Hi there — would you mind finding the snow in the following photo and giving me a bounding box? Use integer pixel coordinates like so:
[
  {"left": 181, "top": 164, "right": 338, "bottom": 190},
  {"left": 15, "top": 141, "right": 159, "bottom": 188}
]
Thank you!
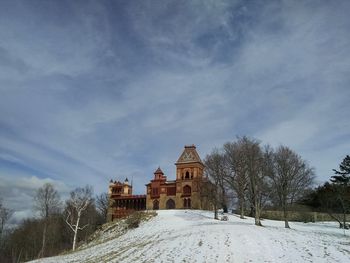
[{"left": 29, "top": 210, "right": 350, "bottom": 263}]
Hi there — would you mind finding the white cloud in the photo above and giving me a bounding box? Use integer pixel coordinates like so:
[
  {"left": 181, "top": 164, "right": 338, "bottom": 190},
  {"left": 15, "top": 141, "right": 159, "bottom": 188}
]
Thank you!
[
  {"left": 258, "top": 119, "right": 319, "bottom": 149},
  {"left": 0, "top": 0, "right": 349, "bottom": 219},
  {"left": 0, "top": 173, "right": 72, "bottom": 224}
]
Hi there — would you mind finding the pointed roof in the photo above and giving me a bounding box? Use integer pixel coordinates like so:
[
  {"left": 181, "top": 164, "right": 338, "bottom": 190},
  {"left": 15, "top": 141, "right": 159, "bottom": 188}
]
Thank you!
[
  {"left": 176, "top": 145, "right": 203, "bottom": 164},
  {"left": 154, "top": 167, "right": 164, "bottom": 174}
]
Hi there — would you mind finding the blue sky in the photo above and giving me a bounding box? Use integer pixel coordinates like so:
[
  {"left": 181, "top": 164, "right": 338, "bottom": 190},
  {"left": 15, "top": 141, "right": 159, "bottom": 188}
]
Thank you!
[{"left": 0, "top": 0, "right": 350, "bottom": 223}]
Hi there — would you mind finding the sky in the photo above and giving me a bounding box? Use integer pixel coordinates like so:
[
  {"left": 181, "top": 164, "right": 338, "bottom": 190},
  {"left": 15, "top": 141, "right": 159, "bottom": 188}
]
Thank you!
[{"left": 0, "top": 0, "right": 349, "bottom": 225}]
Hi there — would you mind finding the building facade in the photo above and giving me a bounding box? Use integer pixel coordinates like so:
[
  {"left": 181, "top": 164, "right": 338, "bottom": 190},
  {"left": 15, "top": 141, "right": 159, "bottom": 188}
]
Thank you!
[
  {"left": 108, "top": 145, "right": 208, "bottom": 221},
  {"left": 146, "top": 145, "right": 205, "bottom": 210},
  {"left": 107, "top": 178, "right": 146, "bottom": 221}
]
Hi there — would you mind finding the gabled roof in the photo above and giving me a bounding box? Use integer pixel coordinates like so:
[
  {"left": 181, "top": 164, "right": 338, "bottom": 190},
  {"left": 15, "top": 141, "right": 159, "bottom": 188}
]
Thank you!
[
  {"left": 176, "top": 145, "right": 203, "bottom": 164},
  {"left": 154, "top": 167, "right": 164, "bottom": 174}
]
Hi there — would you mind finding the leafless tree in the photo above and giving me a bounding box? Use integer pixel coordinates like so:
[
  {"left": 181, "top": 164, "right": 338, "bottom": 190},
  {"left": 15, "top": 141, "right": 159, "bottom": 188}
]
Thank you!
[
  {"left": 204, "top": 149, "right": 228, "bottom": 219},
  {"left": 259, "top": 145, "right": 275, "bottom": 213},
  {"left": 33, "top": 183, "right": 61, "bottom": 258},
  {"left": 65, "top": 185, "right": 93, "bottom": 251},
  {"left": 224, "top": 140, "right": 249, "bottom": 219},
  {"left": 241, "top": 137, "right": 268, "bottom": 226},
  {"left": 223, "top": 137, "right": 272, "bottom": 225},
  {"left": 96, "top": 193, "right": 109, "bottom": 222},
  {"left": 271, "top": 146, "right": 314, "bottom": 228},
  {"left": 0, "top": 198, "right": 12, "bottom": 240}
]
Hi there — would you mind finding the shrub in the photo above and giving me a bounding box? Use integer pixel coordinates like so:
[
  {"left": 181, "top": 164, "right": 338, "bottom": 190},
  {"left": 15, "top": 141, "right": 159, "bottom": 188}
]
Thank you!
[{"left": 125, "top": 212, "right": 143, "bottom": 229}]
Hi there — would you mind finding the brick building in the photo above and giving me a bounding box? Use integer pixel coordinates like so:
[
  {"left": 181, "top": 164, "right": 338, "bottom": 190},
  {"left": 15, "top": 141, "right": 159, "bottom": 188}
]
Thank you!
[
  {"left": 107, "top": 178, "right": 146, "bottom": 221},
  {"left": 146, "top": 145, "right": 206, "bottom": 210},
  {"left": 108, "top": 145, "right": 208, "bottom": 221}
]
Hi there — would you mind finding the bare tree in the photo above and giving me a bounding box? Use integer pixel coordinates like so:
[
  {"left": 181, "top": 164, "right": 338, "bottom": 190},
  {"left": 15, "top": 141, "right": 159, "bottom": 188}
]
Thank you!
[
  {"left": 271, "top": 146, "right": 314, "bottom": 228},
  {"left": 65, "top": 185, "right": 93, "bottom": 251},
  {"left": 223, "top": 137, "right": 272, "bottom": 225},
  {"left": 0, "top": 198, "right": 12, "bottom": 240},
  {"left": 224, "top": 140, "right": 249, "bottom": 219},
  {"left": 260, "top": 145, "right": 275, "bottom": 200},
  {"left": 242, "top": 137, "right": 267, "bottom": 226},
  {"left": 33, "top": 183, "right": 61, "bottom": 258},
  {"left": 204, "top": 149, "right": 228, "bottom": 219},
  {"left": 96, "top": 193, "right": 109, "bottom": 222},
  {"left": 199, "top": 178, "right": 217, "bottom": 216}
]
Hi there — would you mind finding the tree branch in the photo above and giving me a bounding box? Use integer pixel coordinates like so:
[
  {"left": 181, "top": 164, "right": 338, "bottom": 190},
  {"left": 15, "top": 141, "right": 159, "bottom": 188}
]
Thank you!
[{"left": 65, "top": 211, "right": 76, "bottom": 232}]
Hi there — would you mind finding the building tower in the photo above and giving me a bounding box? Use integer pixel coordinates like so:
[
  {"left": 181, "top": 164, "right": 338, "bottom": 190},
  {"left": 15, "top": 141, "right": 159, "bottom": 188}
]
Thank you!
[
  {"left": 146, "top": 145, "right": 205, "bottom": 210},
  {"left": 175, "top": 145, "right": 204, "bottom": 209}
]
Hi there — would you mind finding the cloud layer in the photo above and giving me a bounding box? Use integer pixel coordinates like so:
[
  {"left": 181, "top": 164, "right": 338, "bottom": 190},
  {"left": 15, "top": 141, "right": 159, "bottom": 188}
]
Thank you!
[{"left": 0, "top": 0, "right": 349, "bottom": 221}]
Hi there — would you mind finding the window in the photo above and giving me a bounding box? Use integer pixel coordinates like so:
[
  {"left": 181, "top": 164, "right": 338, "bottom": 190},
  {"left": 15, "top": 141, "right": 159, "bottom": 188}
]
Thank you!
[
  {"left": 112, "top": 188, "right": 121, "bottom": 194},
  {"left": 153, "top": 200, "right": 159, "bottom": 210},
  {"left": 183, "top": 185, "right": 191, "bottom": 195},
  {"left": 185, "top": 171, "right": 190, "bottom": 179},
  {"left": 152, "top": 188, "right": 159, "bottom": 196},
  {"left": 166, "top": 199, "right": 175, "bottom": 209},
  {"left": 167, "top": 187, "right": 176, "bottom": 196},
  {"left": 183, "top": 198, "right": 191, "bottom": 208}
]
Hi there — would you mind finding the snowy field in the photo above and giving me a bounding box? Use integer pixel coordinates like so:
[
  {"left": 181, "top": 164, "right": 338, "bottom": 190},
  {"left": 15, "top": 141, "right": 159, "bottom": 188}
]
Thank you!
[{"left": 30, "top": 210, "right": 350, "bottom": 263}]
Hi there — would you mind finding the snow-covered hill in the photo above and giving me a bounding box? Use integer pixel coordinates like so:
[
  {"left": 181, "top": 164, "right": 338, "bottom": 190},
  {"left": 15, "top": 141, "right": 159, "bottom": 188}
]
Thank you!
[{"left": 30, "top": 210, "right": 349, "bottom": 263}]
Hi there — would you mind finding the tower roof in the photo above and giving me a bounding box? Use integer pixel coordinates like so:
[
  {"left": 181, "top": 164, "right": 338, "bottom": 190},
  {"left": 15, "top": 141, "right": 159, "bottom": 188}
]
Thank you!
[
  {"left": 154, "top": 167, "right": 164, "bottom": 174},
  {"left": 176, "top": 145, "right": 203, "bottom": 164}
]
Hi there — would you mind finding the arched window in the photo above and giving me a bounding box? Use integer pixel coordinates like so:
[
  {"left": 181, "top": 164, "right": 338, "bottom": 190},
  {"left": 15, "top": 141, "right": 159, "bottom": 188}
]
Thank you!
[
  {"left": 153, "top": 200, "right": 159, "bottom": 210},
  {"left": 185, "top": 171, "right": 190, "bottom": 179},
  {"left": 183, "top": 185, "right": 191, "bottom": 195},
  {"left": 166, "top": 199, "right": 175, "bottom": 209},
  {"left": 183, "top": 198, "right": 191, "bottom": 208}
]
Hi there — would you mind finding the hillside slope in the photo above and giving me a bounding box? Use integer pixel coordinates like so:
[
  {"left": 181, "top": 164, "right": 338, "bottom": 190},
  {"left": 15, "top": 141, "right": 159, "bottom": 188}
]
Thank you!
[{"left": 30, "top": 210, "right": 349, "bottom": 263}]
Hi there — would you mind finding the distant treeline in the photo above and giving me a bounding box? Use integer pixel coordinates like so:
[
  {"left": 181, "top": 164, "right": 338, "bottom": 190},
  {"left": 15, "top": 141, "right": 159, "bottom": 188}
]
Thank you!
[
  {"left": 0, "top": 185, "right": 109, "bottom": 263},
  {"left": 200, "top": 137, "right": 350, "bottom": 229}
]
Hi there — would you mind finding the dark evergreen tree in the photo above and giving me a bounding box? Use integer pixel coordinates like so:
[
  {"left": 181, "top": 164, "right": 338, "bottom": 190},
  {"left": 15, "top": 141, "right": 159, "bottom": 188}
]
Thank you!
[
  {"left": 330, "top": 155, "right": 350, "bottom": 229},
  {"left": 302, "top": 182, "right": 348, "bottom": 227},
  {"left": 331, "top": 155, "right": 350, "bottom": 183}
]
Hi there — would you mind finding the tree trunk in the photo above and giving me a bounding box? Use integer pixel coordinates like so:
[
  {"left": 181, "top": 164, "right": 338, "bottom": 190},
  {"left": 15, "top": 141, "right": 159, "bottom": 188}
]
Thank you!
[
  {"left": 214, "top": 204, "right": 218, "bottom": 220},
  {"left": 327, "top": 212, "right": 342, "bottom": 228},
  {"left": 254, "top": 217, "right": 262, "bottom": 226},
  {"left": 240, "top": 204, "right": 245, "bottom": 219},
  {"left": 72, "top": 213, "right": 81, "bottom": 251},
  {"left": 222, "top": 188, "right": 228, "bottom": 213},
  {"left": 0, "top": 221, "right": 3, "bottom": 239},
  {"left": 239, "top": 196, "right": 245, "bottom": 219},
  {"left": 339, "top": 197, "right": 347, "bottom": 229},
  {"left": 283, "top": 205, "right": 290, "bottom": 228},
  {"left": 38, "top": 221, "right": 47, "bottom": 258},
  {"left": 254, "top": 199, "right": 262, "bottom": 226}
]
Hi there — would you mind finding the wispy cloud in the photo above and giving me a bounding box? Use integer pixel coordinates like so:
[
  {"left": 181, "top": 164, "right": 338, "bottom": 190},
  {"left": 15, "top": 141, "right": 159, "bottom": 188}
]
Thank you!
[
  {"left": 0, "top": 0, "right": 349, "bottom": 219},
  {"left": 0, "top": 173, "right": 71, "bottom": 224}
]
